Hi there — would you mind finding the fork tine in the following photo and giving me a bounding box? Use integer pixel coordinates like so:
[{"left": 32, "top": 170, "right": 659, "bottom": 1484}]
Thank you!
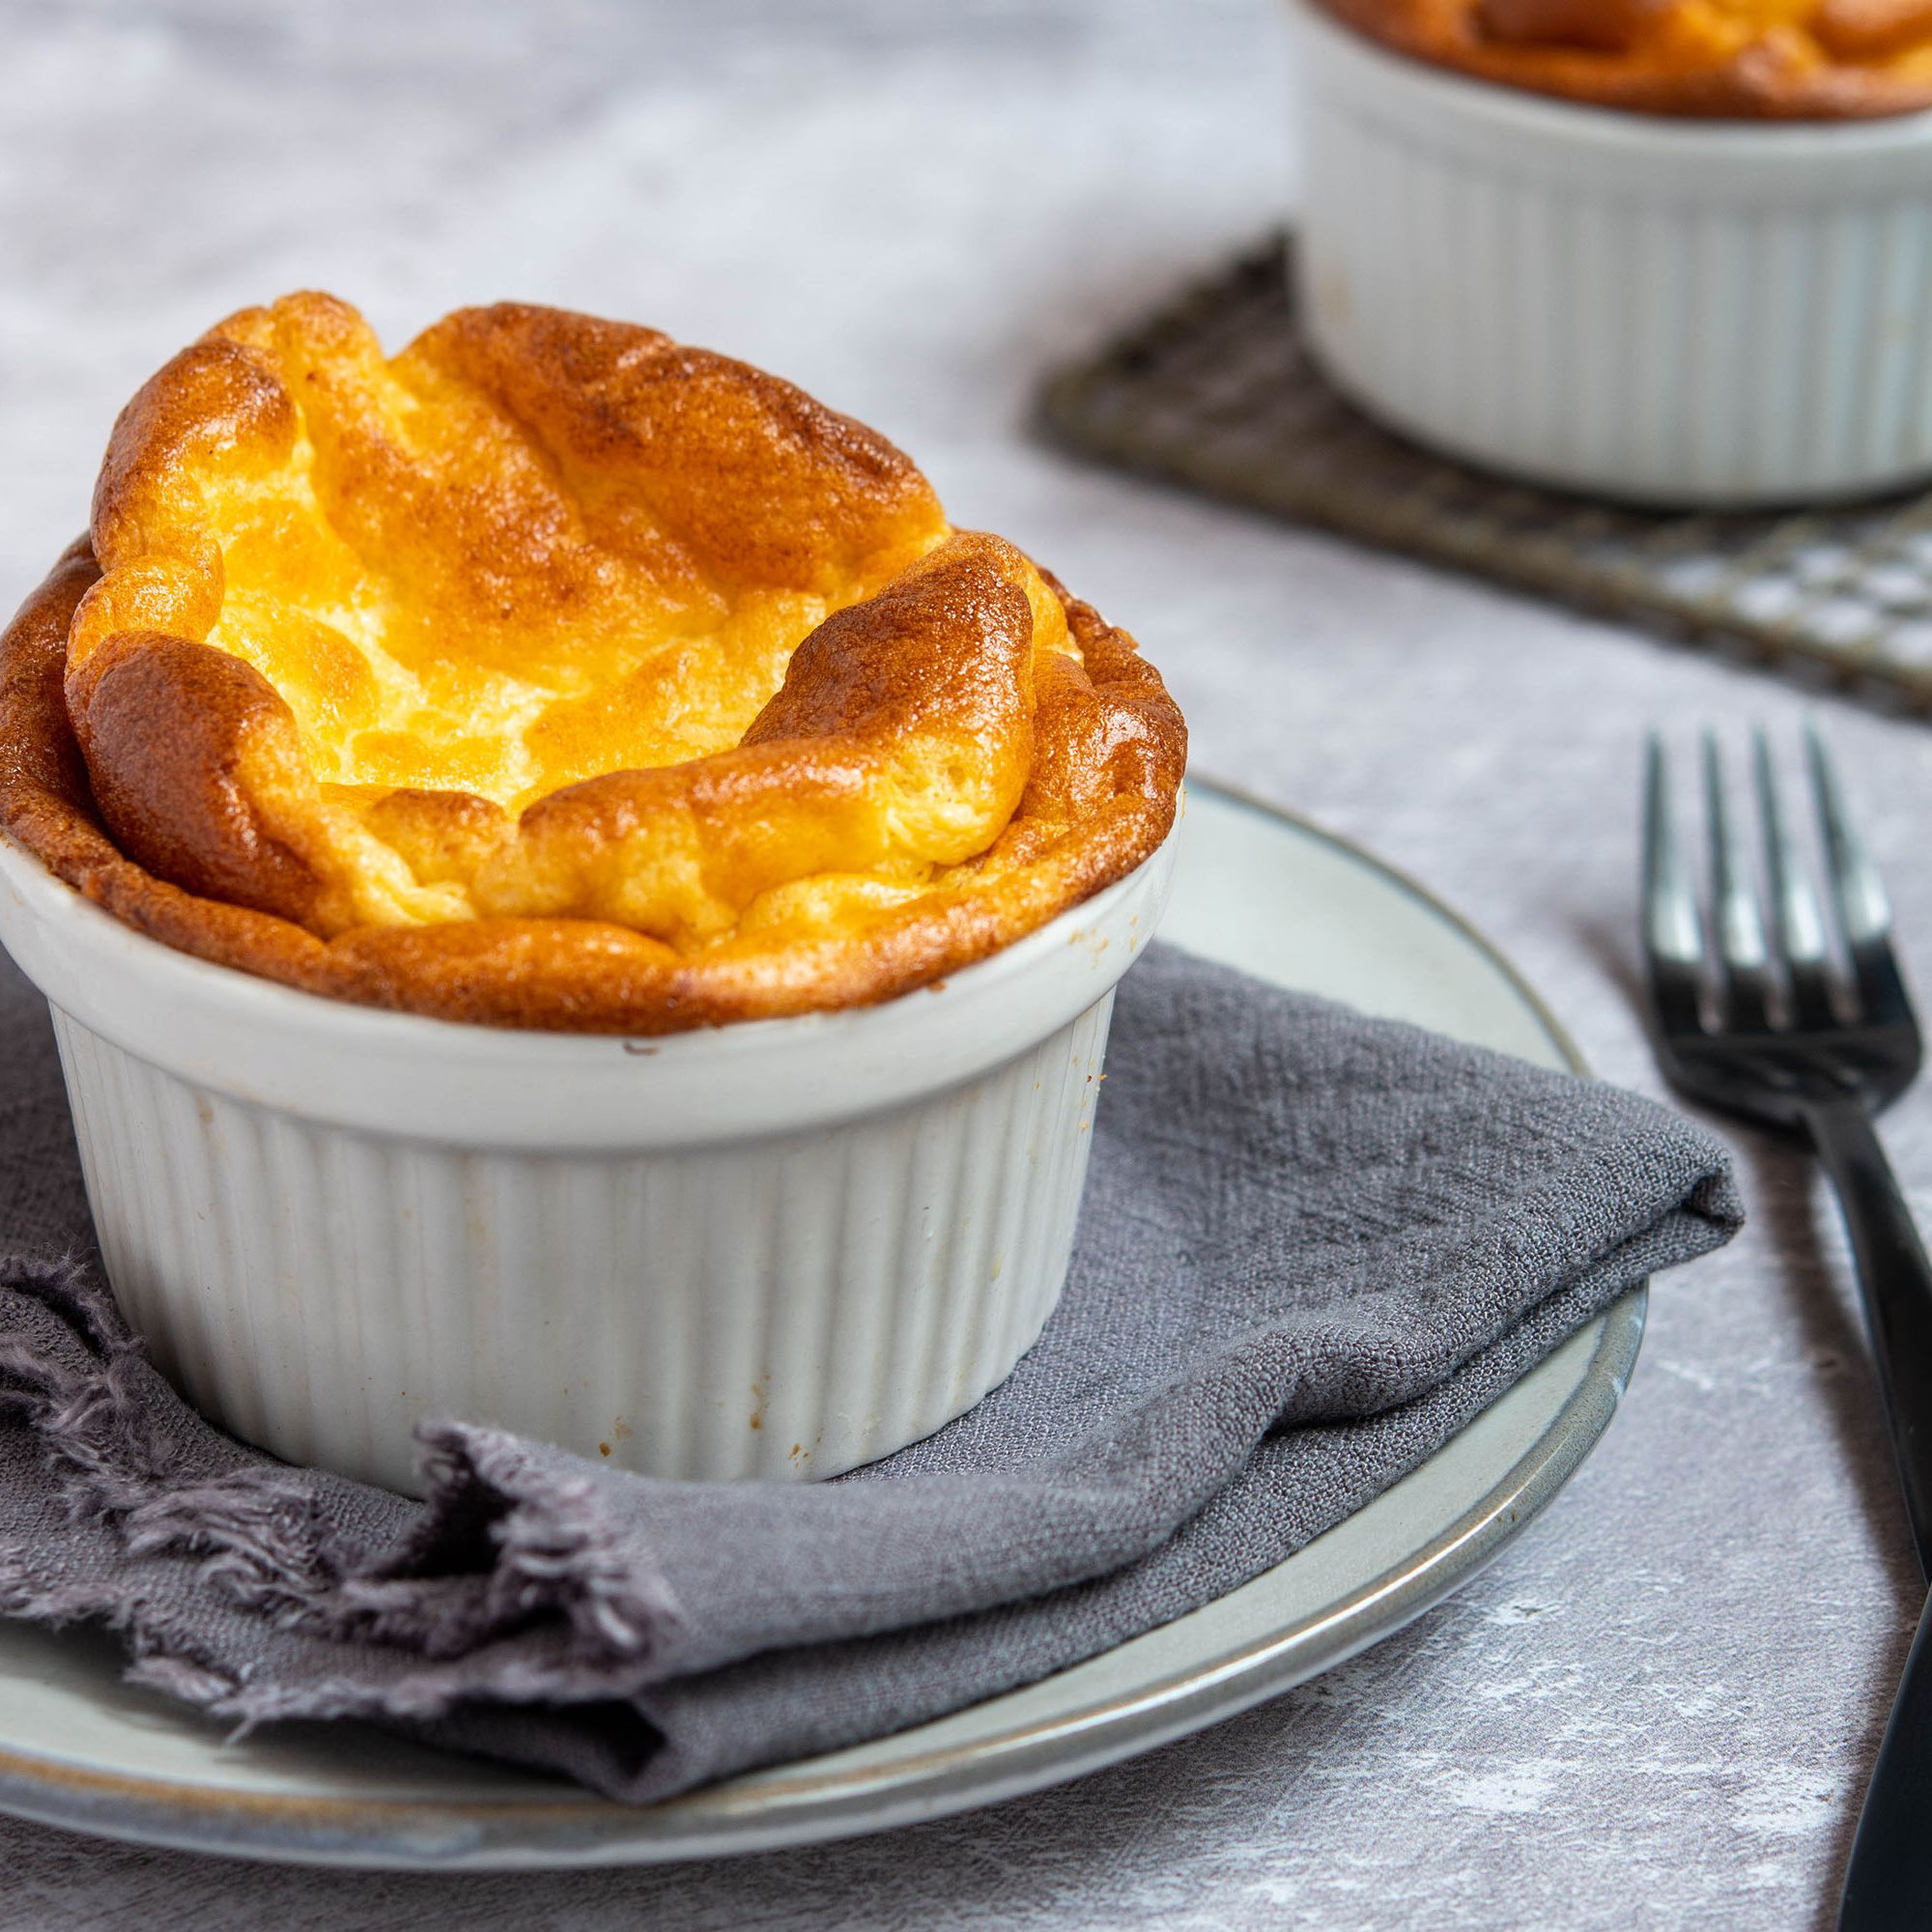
[
  {"left": 1642, "top": 732, "right": 1706, "bottom": 1037},
  {"left": 1702, "top": 730, "right": 1773, "bottom": 1031},
  {"left": 1807, "top": 723, "right": 1913, "bottom": 1027},
  {"left": 1752, "top": 726, "right": 1834, "bottom": 1030}
]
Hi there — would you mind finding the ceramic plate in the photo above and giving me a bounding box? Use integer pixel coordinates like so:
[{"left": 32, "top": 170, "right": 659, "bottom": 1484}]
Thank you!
[{"left": 0, "top": 779, "right": 1642, "bottom": 1868}]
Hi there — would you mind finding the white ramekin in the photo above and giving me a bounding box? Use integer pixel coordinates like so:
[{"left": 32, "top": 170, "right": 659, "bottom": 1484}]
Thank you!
[
  {"left": 1284, "top": 0, "right": 1932, "bottom": 506},
  {"left": 0, "top": 825, "right": 1178, "bottom": 1494}
]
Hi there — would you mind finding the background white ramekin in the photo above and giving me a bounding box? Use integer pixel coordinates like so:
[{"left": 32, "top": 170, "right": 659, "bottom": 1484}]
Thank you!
[
  {"left": 1284, "top": 0, "right": 1932, "bottom": 506},
  {"left": 0, "top": 825, "right": 1178, "bottom": 1494}
]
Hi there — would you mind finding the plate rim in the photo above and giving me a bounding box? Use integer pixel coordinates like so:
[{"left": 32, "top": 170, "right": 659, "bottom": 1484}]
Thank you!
[{"left": 0, "top": 777, "right": 1644, "bottom": 1866}]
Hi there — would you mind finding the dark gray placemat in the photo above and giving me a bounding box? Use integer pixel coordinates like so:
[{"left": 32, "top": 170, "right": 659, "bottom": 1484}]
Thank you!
[{"left": 1039, "top": 236, "right": 1932, "bottom": 714}]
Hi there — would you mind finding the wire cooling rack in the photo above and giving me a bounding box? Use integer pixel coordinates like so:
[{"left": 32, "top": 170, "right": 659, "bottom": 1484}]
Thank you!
[{"left": 1038, "top": 236, "right": 1932, "bottom": 713}]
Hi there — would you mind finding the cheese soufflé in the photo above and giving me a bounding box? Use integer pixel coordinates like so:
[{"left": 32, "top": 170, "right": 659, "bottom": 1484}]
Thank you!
[
  {"left": 0, "top": 296, "right": 1184, "bottom": 1032},
  {"left": 1313, "top": 0, "right": 1932, "bottom": 114}
]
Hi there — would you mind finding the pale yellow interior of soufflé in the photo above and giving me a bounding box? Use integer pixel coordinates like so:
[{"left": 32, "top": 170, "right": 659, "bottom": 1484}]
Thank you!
[{"left": 67, "top": 292, "right": 1109, "bottom": 952}]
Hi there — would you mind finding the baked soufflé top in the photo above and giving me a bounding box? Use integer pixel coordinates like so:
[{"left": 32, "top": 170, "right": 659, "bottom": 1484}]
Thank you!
[{"left": 0, "top": 295, "right": 1184, "bottom": 1032}]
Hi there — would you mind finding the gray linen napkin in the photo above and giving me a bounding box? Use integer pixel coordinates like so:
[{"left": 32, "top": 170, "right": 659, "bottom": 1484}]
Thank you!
[{"left": 0, "top": 941, "right": 1741, "bottom": 1801}]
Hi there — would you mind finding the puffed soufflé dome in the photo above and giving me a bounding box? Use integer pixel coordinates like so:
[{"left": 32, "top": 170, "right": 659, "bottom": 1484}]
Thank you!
[
  {"left": 1315, "top": 0, "right": 1932, "bottom": 114},
  {"left": 0, "top": 295, "right": 1184, "bottom": 1031}
]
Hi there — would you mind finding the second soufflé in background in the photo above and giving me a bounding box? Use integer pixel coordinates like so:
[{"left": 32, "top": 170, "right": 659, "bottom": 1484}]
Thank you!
[{"left": 1313, "top": 0, "right": 1932, "bottom": 114}]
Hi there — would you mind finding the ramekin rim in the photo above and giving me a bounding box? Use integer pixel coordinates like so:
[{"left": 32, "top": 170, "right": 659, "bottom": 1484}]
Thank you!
[{"left": 0, "top": 805, "right": 1182, "bottom": 1065}]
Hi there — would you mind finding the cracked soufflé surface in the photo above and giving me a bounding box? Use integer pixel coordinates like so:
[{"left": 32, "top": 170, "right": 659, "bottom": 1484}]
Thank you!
[{"left": 0, "top": 295, "right": 1183, "bottom": 1032}]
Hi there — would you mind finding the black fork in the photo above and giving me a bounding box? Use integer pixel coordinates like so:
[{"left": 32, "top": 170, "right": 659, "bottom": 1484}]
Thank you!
[{"left": 1642, "top": 725, "right": 1929, "bottom": 1932}]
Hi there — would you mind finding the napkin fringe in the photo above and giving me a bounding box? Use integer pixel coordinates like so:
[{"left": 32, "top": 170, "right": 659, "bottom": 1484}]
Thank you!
[
  {"left": 332, "top": 1425, "right": 686, "bottom": 1667},
  {"left": 0, "top": 1259, "right": 683, "bottom": 1731},
  {"left": 0, "top": 1256, "right": 355, "bottom": 1630}
]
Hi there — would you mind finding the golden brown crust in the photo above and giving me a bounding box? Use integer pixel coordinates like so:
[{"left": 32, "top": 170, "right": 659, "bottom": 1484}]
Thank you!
[
  {"left": 1313, "top": 0, "right": 1932, "bottom": 116},
  {"left": 0, "top": 296, "right": 1184, "bottom": 1034},
  {"left": 73, "top": 632, "right": 326, "bottom": 925}
]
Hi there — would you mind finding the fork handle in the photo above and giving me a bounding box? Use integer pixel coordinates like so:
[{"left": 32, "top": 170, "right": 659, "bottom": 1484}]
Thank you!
[
  {"left": 1804, "top": 1097, "right": 1932, "bottom": 1577},
  {"left": 1839, "top": 1580, "right": 1932, "bottom": 1932},
  {"left": 1804, "top": 1099, "right": 1932, "bottom": 1932}
]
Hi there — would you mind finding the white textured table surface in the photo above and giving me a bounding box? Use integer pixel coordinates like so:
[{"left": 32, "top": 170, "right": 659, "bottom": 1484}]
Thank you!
[{"left": 4, "top": 2, "right": 1930, "bottom": 1926}]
